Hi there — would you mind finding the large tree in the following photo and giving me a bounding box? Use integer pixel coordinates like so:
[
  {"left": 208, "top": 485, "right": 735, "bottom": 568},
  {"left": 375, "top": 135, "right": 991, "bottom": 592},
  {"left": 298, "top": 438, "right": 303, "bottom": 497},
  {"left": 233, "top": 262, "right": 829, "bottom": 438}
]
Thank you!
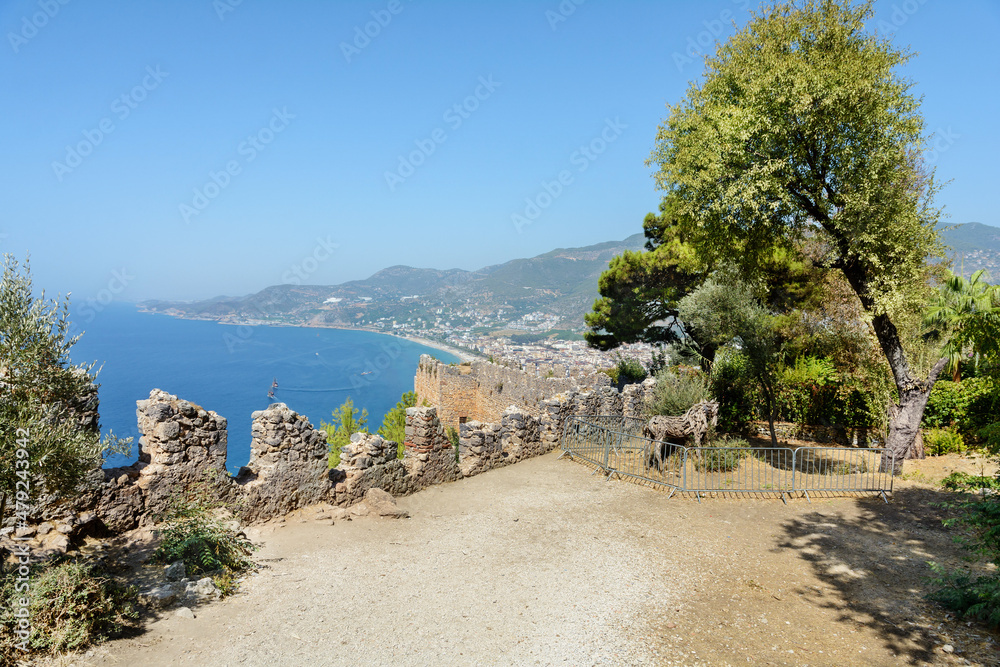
[{"left": 648, "top": 0, "right": 946, "bottom": 472}]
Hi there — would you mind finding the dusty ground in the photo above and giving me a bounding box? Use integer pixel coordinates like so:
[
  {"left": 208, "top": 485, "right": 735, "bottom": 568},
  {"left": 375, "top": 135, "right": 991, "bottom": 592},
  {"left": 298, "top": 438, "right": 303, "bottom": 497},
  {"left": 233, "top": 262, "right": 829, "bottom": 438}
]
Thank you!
[{"left": 58, "top": 452, "right": 1000, "bottom": 666}]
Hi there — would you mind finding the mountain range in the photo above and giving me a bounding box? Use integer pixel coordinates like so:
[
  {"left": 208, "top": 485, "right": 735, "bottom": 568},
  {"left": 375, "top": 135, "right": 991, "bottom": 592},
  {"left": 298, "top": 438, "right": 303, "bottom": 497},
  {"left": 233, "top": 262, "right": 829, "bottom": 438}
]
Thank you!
[{"left": 142, "top": 222, "right": 999, "bottom": 333}]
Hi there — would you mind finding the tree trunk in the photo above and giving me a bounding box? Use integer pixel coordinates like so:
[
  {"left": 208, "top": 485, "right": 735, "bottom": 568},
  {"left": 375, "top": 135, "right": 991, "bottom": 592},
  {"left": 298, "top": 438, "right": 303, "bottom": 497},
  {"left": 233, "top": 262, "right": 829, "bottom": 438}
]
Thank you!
[
  {"left": 879, "top": 356, "right": 947, "bottom": 473},
  {"left": 835, "top": 260, "right": 948, "bottom": 475}
]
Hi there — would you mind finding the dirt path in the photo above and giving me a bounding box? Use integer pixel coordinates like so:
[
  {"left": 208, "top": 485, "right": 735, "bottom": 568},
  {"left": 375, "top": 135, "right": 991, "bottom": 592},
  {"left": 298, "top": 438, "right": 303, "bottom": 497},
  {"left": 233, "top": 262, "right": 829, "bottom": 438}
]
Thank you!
[{"left": 78, "top": 452, "right": 997, "bottom": 667}]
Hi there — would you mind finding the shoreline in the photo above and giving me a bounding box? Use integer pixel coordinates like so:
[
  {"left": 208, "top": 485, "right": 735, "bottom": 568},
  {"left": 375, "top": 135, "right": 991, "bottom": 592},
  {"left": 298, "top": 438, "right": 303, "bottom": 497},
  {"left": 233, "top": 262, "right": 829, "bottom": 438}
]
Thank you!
[{"left": 137, "top": 307, "right": 478, "bottom": 363}]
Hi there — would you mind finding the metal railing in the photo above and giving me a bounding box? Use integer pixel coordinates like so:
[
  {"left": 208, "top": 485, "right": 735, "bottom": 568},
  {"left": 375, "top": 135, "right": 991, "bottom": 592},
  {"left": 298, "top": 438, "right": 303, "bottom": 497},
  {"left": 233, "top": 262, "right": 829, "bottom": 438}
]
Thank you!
[{"left": 560, "top": 416, "right": 894, "bottom": 503}]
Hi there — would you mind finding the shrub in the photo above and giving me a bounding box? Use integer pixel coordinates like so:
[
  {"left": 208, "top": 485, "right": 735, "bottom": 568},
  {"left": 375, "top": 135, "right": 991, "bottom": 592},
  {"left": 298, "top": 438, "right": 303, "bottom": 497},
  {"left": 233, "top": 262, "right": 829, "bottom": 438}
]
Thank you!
[
  {"left": 923, "top": 377, "right": 1000, "bottom": 439},
  {"left": 446, "top": 426, "right": 459, "bottom": 462},
  {"left": 924, "top": 428, "right": 966, "bottom": 456},
  {"left": 647, "top": 367, "right": 710, "bottom": 417},
  {"left": 152, "top": 488, "right": 257, "bottom": 584},
  {"left": 322, "top": 397, "right": 368, "bottom": 468},
  {"left": 941, "top": 471, "right": 1000, "bottom": 493},
  {"left": 929, "top": 494, "right": 1000, "bottom": 628},
  {"left": 0, "top": 559, "right": 139, "bottom": 661},
  {"left": 607, "top": 354, "right": 647, "bottom": 390},
  {"left": 709, "top": 351, "right": 757, "bottom": 432},
  {"left": 694, "top": 436, "right": 748, "bottom": 472}
]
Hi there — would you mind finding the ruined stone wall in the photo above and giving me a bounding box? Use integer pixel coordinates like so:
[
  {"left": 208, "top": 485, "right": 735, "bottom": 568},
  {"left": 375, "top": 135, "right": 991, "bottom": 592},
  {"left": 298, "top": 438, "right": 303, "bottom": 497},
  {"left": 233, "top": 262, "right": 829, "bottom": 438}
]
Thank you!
[
  {"left": 414, "top": 354, "right": 612, "bottom": 431},
  {"left": 43, "top": 370, "right": 656, "bottom": 541},
  {"left": 79, "top": 391, "right": 330, "bottom": 532}
]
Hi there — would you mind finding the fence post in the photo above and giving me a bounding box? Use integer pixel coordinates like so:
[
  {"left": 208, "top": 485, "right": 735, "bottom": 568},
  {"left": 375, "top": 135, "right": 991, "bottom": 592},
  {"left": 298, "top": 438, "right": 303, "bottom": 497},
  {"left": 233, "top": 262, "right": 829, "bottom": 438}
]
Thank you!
[
  {"left": 602, "top": 426, "right": 612, "bottom": 472},
  {"left": 792, "top": 448, "right": 798, "bottom": 496},
  {"left": 681, "top": 447, "right": 688, "bottom": 491}
]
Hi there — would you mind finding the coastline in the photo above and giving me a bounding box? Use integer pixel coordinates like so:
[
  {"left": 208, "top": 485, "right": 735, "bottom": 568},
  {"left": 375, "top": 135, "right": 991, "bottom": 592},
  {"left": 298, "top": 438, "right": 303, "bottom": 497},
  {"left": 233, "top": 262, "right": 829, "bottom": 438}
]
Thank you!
[{"left": 138, "top": 306, "right": 478, "bottom": 363}]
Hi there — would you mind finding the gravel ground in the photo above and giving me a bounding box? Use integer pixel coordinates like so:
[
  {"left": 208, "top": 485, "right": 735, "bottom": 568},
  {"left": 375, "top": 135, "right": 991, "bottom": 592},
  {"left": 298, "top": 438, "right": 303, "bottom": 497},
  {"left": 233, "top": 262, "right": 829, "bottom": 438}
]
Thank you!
[{"left": 74, "top": 451, "right": 998, "bottom": 667}]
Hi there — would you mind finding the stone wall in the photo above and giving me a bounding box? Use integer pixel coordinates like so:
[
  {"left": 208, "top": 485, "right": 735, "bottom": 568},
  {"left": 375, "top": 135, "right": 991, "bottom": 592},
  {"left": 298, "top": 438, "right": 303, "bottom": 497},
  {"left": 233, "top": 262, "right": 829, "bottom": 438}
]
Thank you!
[
  {"left": 78, "top": 391, "right": 330, "bottom": 532},
  {"left": 42, "top": 370, "right": 657, "bottom": 539},
  {"left": 414, "top": 354, "right": 611, "bottom": 431}
]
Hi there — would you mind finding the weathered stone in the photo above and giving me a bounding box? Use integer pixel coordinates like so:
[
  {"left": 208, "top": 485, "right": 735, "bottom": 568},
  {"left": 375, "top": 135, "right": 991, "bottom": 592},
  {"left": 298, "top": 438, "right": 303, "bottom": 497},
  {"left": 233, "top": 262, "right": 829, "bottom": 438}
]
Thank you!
[{"left": 165, "top": 560, "right": 186, "bottom": 581}]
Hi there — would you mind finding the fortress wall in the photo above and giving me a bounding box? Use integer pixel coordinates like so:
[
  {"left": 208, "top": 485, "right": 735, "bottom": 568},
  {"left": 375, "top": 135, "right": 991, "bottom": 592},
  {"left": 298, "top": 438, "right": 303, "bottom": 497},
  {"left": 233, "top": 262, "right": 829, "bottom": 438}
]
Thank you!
[{"left": 414, "top": 354, "right": 613, "bottom": 431}]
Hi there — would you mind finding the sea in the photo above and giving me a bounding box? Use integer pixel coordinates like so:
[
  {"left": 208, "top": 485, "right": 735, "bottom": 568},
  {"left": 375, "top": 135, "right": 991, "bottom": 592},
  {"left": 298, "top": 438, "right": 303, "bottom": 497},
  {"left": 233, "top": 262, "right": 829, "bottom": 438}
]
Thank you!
[{"left": 67, "top": 303, "right": 459, "bottom": 473}]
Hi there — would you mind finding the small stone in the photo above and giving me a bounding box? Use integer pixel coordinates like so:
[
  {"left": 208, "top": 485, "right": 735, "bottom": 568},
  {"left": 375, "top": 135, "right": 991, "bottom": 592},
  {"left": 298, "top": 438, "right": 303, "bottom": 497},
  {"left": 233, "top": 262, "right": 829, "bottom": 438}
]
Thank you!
[
  {"left": 942, "top": 645, "right": 954, "bottom": 654},
  {"left": 14, "top": 525, "right": 36, "bottom": 538},
  {"left": 165, "top": 560, "right": 186, "bottom": 581},
  {"left": 175, "top": 606, "right": 195, "bottom": 619},
  {"left": 36, "top": 523, "right": 53, "bottom": 536}
]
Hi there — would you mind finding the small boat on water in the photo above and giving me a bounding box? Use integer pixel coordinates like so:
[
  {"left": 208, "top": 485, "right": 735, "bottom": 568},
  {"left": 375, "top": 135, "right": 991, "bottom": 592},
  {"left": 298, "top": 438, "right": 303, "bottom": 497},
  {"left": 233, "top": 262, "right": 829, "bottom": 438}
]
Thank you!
[{"left": 361, "top": 371, "right": 373, "bottom": 376}]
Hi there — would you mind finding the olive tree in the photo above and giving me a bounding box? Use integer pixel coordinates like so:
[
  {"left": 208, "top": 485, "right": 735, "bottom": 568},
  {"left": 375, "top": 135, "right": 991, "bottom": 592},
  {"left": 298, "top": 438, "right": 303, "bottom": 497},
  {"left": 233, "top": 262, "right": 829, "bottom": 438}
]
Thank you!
[
  {"left": 0, "top": 255, "right": 126, "bottom": 524},
  {"left": 649, "top": 0, "right": 946, "bottom": 472}
]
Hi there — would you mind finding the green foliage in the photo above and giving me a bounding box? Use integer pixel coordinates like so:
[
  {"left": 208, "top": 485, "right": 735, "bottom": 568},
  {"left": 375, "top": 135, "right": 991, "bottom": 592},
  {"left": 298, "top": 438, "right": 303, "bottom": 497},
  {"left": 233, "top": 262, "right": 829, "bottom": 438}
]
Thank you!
[
  {"left": 606, "top": 354, "right": 647, "bottom": 390},
  {"left": 941, "top": 472, "right": 1000, "bottom": 493},
  {"left": 929, "top": 495, "right": 1000, "bottom": 627},
  {"left": 922, "top": 377, "right": 1000, "bottom": 440},
  {"left": 694, "top": 438, "right": 748, "bottom": 473},
  {"left": 585, "top": 196, "right": 709, "bottom": 351},
  {"left": 923, "top": 428, "right": 966, "bottom": 457},
  {"left": 709, "top": 350, "right": 757, "bottom": 433},
  {"left": 645, "top": 367, "right": 710, "bottom": 417},
  {"left": 0, "top": 255, "right": 131, "bottom": 517},
  {"left": 679, "top": 272, "right": 782, "bottom": 442},
  {"left": 378, "top": 391, "right": 417, "bottom": 459},
  {"left": 0, "top": 559, "right": 139, "bottom": 661},
  {"left": 322, "top": 396, "right": 369, "bottom": 467},
  {"left": 924, "top": 269, "right": 1000, "bottom": 377},
  {"left": 152, "top": 486, "right": 257, "bottom": 580},
  {"left": 446, "top": 426, "right": 460, "bottom": 463}
]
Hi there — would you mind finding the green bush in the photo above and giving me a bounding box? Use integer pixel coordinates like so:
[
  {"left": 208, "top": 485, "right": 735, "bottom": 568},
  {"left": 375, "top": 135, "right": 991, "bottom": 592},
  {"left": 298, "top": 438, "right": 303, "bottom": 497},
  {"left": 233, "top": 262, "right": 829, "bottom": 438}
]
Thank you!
[
  {"left": 709, "top": 351, "right": 757, "bottom": 432},
  {"left": 924, "top": 428, "right": 966, "bottom": 456},
  {"left": 929, "top": 495, "right": 1000, "bottom": 628},
  {"left": 606, "top": 354, "right": 648, "bottom": 390},
  {"left": 446, "top": 426, "right": 460, "bottom": 462},
  {"left": 647, "top": 366, "right": 710, "bottom": 418},
  {"left": 941, "top": 471, "right": 1000, "bottom": 493},
  {"left": 0, "top": 559, "right": 139, "bottom": 661},
  {"left": 694, "top": 436, "right": 748, "bottom": 472},
  {"left": 322, "top": 397, "right": 368, "bottom": 468},
  {"left": 923, "top": 377, "right": 1000, "bottom": 439},
  {"left": 152, "top": 489, "right": 257, "bottom": 583}
]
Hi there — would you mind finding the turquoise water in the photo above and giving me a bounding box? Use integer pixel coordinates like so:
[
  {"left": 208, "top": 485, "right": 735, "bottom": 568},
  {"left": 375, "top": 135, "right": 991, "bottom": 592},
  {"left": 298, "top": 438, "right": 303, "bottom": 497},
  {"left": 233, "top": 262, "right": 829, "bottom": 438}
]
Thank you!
[{"left": 68, "top": 303, "right": 458, "bottom": 473}]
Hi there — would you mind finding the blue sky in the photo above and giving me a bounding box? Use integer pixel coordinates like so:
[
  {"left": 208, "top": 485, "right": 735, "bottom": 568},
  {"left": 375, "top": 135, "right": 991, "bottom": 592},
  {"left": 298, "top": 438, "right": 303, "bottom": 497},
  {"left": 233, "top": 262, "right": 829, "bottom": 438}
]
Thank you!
[{"left": 1, "top": 0, "right": 997, "bottom": 303}]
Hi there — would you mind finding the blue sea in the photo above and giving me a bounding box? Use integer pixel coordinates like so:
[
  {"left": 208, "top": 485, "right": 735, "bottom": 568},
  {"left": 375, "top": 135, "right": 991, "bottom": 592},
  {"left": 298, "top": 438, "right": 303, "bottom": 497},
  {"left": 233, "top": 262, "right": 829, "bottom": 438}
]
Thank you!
[{"left": 67, "top": 303, "right": 458, "bottom": 473}]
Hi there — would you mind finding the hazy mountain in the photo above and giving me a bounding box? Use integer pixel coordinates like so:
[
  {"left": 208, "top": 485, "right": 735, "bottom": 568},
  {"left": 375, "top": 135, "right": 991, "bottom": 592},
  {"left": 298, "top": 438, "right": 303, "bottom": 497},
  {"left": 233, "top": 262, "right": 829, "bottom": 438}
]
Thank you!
[
  {"left": 142, "top": 234, "right": 648, "bottom": 330},
  {"left": 142, "top": 222, "right": 998, "bottom": 331}
]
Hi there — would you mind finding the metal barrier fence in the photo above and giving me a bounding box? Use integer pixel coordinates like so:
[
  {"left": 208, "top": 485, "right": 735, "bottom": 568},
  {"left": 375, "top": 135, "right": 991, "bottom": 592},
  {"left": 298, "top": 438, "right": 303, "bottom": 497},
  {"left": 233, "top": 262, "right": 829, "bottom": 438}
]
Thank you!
[{"left": 560, "top": 416, "right": 894, "bottom": 503}]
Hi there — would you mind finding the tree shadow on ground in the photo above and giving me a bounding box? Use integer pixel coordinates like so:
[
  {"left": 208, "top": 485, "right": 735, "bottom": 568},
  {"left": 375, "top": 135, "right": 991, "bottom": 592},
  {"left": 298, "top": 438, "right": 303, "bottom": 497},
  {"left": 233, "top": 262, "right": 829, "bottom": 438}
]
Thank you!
[{"left": 776, "top": 486, "right": 997, "bottom": 665}]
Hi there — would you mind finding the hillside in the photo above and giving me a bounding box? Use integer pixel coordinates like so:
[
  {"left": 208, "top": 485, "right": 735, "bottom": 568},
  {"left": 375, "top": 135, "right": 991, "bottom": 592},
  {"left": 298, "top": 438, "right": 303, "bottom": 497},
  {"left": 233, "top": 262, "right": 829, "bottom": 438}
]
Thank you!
[
  {"left": 142, "top": 234, "right": 648, "bottom": 332},
  {"left": 142, "top": 222, "right": 999, "bottom": 334},
  {"left": 940, "top": 222, "right": 1000, "bottom": 280}
]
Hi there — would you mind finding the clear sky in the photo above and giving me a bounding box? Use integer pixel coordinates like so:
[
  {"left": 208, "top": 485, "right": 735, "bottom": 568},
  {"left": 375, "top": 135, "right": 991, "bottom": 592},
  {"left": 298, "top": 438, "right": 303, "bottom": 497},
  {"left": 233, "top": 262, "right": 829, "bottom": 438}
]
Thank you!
[{"left": 1, "top": 0, "right": 997, "bottom": 303}]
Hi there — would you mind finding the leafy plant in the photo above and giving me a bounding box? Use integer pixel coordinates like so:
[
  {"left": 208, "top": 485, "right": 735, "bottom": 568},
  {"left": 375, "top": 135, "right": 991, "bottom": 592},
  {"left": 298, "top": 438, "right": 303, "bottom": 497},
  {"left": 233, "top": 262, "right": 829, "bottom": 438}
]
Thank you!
[
  {"left": 152, "top": 487, "right": 257, "bottom": 580},
  {"left": 646, "top": 366, "right": 710, "bottom": 417},
  {"left": 378, "top": 390, "right": 417, "bottom": 459},
  {"left": 923, "top": 427, "right": 966, "bottom": 456},
  {"left": 446, "top": 426, "right": 460, "bottom": 462},
  {"left": 322, "top": 396, "right": 369, "bottom": 467},
  {"left": 0, "top": 559, "right": 139, "bottom": 661},
  {"left": 928, "top": 494, "right": 1000, "bottom": 627},
  {"left": 941, "top": 471, "right": 1000, "bottom": 493},
  {"left": 694, "top": 437, "right": 747, "bottom": 472}
]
